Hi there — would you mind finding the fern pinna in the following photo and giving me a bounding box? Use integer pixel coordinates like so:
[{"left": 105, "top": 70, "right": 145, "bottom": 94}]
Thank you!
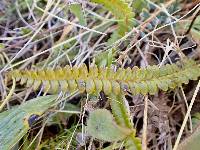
[
  {"left": 7, "top": 59, "right": 200, "bottom": 150},
  {"left": 9, "top": 59, "right": 200, "bottom": 96}
]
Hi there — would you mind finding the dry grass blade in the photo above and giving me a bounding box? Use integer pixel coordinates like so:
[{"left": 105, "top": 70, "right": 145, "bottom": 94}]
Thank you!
[{"left": 173, "top": 80, "right": 200, "bottom": 150}]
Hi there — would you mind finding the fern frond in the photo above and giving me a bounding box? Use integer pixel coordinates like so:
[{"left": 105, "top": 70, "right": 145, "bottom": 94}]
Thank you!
[
  {"left": 108, "top": 93, "right": 142, "bottom": 149},
  {"left": 8, "top": 59, "right": 200, "bottom": 95},
  {"left": 6, "top": 59, "right": 200, "bottom": 150},
  {"left": 90, "top": 0, "right": 134, "bottom": 36}
]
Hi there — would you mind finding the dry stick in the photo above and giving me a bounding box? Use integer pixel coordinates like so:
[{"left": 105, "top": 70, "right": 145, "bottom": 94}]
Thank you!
[
  {"left": 121, "top": 0, "right": 177, "bottom": 56},
  {"left": 140, "top": 0, "right": 176, "bottom": 30},
  {"left": 180, "top": 87, "right": 193, "bottom": 133},
  {"left": 87, "top": 0, "right": 176, "bottom": 55},
  {"left": 173, "top": 80, "right": 200, "bottom": 150},
  {"left": 25, "top": 118, "right": 48, "bottom": 150},
  {"left": 81, "top": 94, "right": 89, "bottom": 144},
  {"left": 142, "top": 96, "right": 148, "bottom": 150},
  {"left": 1, "top": 30, "right": 90, "bottom": 72},
  {"left": 66, "top": 114, "right": 81, "bottom": 150},
  {"left": 35, "top": 5, "right": 106, "bottom": 35},
  {"left": 15, "top": 0, "right": 35, "bottom": 30},
  {"left": 36, "top": 119, "right": 47, "bottom": 150},
  {"left": 57, "top": 23, "right": 75, "bottom": 43},
  {"left": 1, "top": 0, "right": 60, "bottom": 72},
  {"left": 184, "top": 5, "right": 200, "bottom": 35},
  {"left": 0, "top": 77, "right": 16, "bottom": 111},
  {"left": 124, "top": 0, "right": 176, "bottom": 52}
]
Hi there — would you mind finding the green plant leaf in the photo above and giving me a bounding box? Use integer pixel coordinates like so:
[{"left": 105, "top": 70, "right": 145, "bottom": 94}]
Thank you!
[
  {"left": 108, "top": 93, "right": 142, "bottom": 150},
  {"left": 95, "top": 48, "right": 115, "bottom": 67},
  {"left": 87, "top": 109, "right": 133, "bottom": 142},
  {"left": 132, "top": 0, "right": 147, "bottom": 13},
  {"left": 0, "top": 95, "right": 57, "bottom": 150},
  {"left": 91, "top": 0, "right": 135, "bottom": 43},
  {"left": 70, "top": 3, "right": 86, "bottom": 26}
]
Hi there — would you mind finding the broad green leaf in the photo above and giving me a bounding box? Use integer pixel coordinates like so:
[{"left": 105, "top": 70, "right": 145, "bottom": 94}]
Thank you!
[
  {"left": 87, "top": 109, "right": 132, "bottom": 142},
  {"left": 0, "top": 95, "right": 57, "bottom": 150}
]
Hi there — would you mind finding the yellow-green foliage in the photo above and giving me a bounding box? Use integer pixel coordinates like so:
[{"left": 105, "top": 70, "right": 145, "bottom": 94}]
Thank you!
[
  {"left": 7, "top": 59, "right": 200, "bottom": 150},
  {"left": 90, "top": 0, "right": 134, "bottom": 35},
  {"left": 87, "top": 108, "right": 141, "bottom": 149},
  {"left": 108, "top": 94, "right": 142, "bottom": 149},
  {"left": 9, "top": 59, "right": 200, "bottom": 96}
]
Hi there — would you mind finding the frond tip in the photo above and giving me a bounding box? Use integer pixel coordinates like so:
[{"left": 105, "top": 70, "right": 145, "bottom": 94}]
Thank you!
[
  {"left": 8, "top": 59, "right": 200, "bottom": 95},
  {"left": 90, "top": 0, "right": 134, "bottom": 36}
]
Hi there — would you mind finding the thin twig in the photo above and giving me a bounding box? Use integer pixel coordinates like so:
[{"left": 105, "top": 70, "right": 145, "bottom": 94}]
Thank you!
[
  {"left": 173, "top": 80, "right": 200, "bottom": 150},
  {"left": 0, "top": 77, "right": 16, "bottom": 111},
  {"left": 142, "top": 96, "right": 148, "bottom": 150}
]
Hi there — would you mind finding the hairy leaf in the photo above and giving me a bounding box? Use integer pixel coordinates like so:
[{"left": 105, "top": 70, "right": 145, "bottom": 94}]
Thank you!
[
  {"left": 108, "top": 93, "right": 142, "bottom": 150},
  {"left": 87, "top": 109, "right": 133, "bottom": 142}
]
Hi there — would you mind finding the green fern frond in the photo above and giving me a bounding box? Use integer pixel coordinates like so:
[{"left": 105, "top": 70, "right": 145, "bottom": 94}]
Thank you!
[
  {"left": 6, "top": 59, "right": 200, "bottom": 150},
  {"left": 91, "top": 0, "right": 134, "bottom": 22},
  {"left": 90, "top": 0, "right": 134, "bottom": 36},
  {"left": 108, "top": 94, "right": 142, "bottom": 150},
  {"left": 8, "top": 59, "right": 200, "bottom": 96}
]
